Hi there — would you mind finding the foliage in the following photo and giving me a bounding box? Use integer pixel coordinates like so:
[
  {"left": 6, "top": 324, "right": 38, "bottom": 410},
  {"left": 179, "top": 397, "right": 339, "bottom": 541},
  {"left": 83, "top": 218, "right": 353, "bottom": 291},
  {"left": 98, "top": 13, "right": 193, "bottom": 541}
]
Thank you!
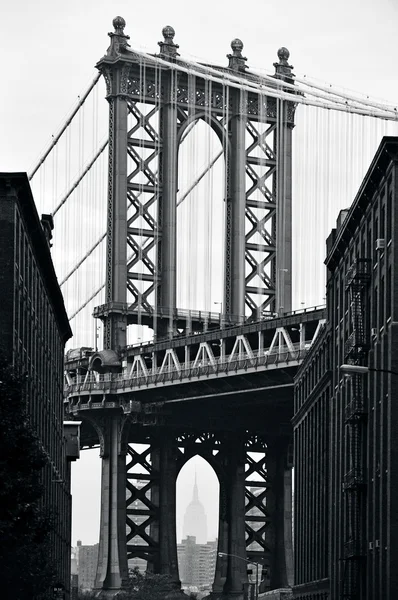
[
  {"left": 0, "top": 356, "right": 56, "bottom": 599},
  {"left": 119, "top": 567, "right": 177, "bottom": 600}
]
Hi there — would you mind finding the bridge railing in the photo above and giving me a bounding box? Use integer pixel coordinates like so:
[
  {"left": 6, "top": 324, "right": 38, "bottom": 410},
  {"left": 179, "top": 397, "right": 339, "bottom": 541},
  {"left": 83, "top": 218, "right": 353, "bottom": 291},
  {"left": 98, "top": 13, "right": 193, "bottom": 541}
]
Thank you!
[{"left": 65, "top": 343, "right": 308, "bottom": 396}]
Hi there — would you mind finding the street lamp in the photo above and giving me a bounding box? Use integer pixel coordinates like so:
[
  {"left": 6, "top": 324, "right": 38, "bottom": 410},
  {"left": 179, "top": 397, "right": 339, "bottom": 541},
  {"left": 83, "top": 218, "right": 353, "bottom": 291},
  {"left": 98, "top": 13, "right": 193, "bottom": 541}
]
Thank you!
[
  {"left": 217, "top": 552, "right": 261, "bottom": 600},
  {"left": 214, "top": 301, "right": 223, "bottom": 326},
  {"left": 340, "top": 364, "right": 398, "bottom": 376}
]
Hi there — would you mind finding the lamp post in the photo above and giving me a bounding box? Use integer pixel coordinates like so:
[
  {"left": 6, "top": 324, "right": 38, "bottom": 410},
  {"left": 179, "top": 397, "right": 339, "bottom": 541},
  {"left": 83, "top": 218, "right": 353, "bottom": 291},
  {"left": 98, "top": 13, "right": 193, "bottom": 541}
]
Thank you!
[
  {"left": 340, "top": 364, "right": 398, "bottom": 377},
  {"left": 214, "top": 301, "right": 223, "bottom": 327},
  {"left": 217, "top": 552, "right": 261, "bottom": 600}
]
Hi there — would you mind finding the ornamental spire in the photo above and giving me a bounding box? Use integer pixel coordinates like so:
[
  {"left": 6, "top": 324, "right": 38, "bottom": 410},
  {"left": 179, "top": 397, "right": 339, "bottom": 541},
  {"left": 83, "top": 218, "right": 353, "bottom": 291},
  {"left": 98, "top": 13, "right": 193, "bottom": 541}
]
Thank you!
[
  {"left": 106, "top": 16, "right": 130, "bottom": 57},
  {"left": 158, "top": 26, "right": 179, "bottom": 58},
  {"left": 227, "top": 39, "right": 248, "bottom": 72},
  {"left": 274, "top": 47, "right": 294, "bottom": 82}
]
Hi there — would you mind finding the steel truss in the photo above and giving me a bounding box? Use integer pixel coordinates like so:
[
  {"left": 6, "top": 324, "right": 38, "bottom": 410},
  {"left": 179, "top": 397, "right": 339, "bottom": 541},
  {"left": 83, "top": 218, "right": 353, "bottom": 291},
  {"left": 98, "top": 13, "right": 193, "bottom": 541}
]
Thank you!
[
  {"left": 121, "top": 430, "right": 290, "bottom": 589},
  {"left": 97, "top": 22, "right": 295, "bottom": 345}
]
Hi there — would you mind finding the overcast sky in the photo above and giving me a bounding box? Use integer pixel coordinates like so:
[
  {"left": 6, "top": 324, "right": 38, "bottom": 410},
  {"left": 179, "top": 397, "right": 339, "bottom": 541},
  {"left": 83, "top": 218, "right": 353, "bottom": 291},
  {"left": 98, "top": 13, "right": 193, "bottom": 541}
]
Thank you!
[{"left": 2, "top": 0, "right": 398, "bottom": 547}]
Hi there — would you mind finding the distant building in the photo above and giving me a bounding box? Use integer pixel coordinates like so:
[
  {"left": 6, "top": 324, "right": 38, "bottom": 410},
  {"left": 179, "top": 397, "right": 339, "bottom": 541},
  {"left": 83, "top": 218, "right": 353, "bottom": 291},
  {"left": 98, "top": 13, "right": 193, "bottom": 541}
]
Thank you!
[
  {"left": 70, "top": 550, "right": 79, "bottom": 600},
  {"left": 182, "top": 473, "right": 208, "bottom": 544},
  {"left": 0, "top": 174, "right": 75, "bottom": 598},
  {"left": 293, "top": 137, "right": 398, "bottom": 599},
  {"left": 75, "top": 540, "right": 99, "bottom": 591},
  {"left": 178, "top": 536, "right": 217, "bottom": 589}
]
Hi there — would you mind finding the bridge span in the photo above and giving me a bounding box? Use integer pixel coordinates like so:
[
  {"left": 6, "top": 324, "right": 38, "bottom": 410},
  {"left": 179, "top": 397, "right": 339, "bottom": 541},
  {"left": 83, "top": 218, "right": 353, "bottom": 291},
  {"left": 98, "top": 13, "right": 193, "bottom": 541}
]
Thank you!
[{"left": 65, "top": 307, "right": 325, "bottom": 597}]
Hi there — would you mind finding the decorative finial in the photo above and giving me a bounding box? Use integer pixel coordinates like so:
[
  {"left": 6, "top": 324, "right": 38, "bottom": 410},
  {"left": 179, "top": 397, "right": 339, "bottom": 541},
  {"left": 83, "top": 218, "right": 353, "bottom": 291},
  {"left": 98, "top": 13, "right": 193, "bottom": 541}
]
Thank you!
[
  {"left": 106, "top": 16, "right": 130, "bottom": 57},
  {"left": 162, "top": 25, "right": 175, "bottom": 40},
  {"left": 277, "top": 47, "right": 290, "bottom": 63},
  {"left": 227, "top": 38, "right": 248, "bottom": 71},
  {"left": 112, "top": 16, "right": 126, "bottom": 34},
  {"left": 274, "top": 47, "right": 294, "bottom": 81},
  {"left": 231, "top": 38, "right": 244, "bottom": 52},
  {"left": 158, "top": 25, "right": 179, "bottom": 59}
]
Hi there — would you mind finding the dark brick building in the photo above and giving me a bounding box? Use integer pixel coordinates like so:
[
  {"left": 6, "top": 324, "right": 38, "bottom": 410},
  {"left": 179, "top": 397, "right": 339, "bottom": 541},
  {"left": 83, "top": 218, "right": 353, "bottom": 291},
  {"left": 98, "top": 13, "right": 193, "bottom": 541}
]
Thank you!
[
  {"left": 292, "top": 323, "right": 330, "bottom": 600},
  {"left": 293, "top": 137, "right": 398, "bottom": 599},
  {"left": 0, "top": 173, "right": 75, "bottom": 598}
]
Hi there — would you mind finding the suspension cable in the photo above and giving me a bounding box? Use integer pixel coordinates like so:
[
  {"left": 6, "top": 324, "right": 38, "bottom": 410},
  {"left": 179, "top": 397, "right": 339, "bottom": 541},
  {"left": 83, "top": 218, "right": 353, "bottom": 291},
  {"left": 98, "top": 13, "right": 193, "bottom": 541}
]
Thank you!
[
  {"left": 53, "top": 140, "right": 108, "bottom": 216},
  {"left": 69, "top": 284, "right": 104, "bottom": 320},
  {"left": 60, "top": 234, "right": 106, "bottom": 286},
  {"left": 130, "top": 49, "right": 398, "bottom": 120},
  {"left": 177, "top": 149, "right": 223, "bottom": 207},
  {"left": 28, "top": 72, "right": 101, "bottom": 180}
]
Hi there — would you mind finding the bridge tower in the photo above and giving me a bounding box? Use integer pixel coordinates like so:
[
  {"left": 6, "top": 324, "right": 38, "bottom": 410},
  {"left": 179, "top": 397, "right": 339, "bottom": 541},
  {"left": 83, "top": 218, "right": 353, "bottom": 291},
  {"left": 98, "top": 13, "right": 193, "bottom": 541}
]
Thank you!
[{"left": 70, "top": 17, "right": 298, "bottom": 599}]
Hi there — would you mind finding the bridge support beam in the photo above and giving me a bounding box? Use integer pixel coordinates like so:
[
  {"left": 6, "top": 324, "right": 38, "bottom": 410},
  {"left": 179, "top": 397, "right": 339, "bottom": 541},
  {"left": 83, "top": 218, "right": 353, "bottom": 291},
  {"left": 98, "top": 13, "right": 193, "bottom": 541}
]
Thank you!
[
  {"left": 155, "top": 438, "right": 181, "bottom": 582},
  {"left": 100, "top": 61, "right": 129, "bottom": 350},
  {"left": 225, "top": 89, "right": 247, "bottom": 322},
  {"left": 158, "top": 72, "right": 178, "bottom": 338},
  {"left": 266, "top": 439, "right": 294, "bottom": 591},
  {"left": 225, "top": 437, "right": 247, "bottom": 598},
  {"left": 275, "top": 102, "right": 293, "bottom": 315},
  {"left": 93, "top": 413, "right": 129, "bottom": 597},
  {"left": 210, "top": 436, "right": 247, "bottom": 600}
]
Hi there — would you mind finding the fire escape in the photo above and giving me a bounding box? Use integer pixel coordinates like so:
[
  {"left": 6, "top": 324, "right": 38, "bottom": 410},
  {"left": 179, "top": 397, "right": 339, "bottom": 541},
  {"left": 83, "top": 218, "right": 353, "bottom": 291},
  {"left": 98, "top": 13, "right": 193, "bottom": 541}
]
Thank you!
[{"left": 342, "top": 258, "right": 371, "bottom": 599}]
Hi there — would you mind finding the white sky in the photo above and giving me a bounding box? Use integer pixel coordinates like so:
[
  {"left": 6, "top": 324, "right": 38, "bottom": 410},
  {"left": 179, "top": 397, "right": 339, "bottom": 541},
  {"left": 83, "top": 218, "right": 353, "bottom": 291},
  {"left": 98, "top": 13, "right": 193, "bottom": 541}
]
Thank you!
[{"left": 2, "top": 0, "right": 398, "bottom": 546}]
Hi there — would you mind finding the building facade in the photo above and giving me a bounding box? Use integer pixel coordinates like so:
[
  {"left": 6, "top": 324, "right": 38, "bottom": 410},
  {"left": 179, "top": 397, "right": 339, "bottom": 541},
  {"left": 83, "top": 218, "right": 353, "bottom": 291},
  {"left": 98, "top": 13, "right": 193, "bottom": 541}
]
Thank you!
[
  {"left": 293, "top": 137, "right": 398, "bottom": 599},
  {"left": 177, "top": 536, "right": 217, "bottom": 590},
  {"left": 292, "top": 324, "right": 331, "bottom": 599},
  {"left": 0, "top": 173, "right": 74, "bottom": 598},
  {"left": 75, "top": 540, "right": 100, "bottom": 591}
]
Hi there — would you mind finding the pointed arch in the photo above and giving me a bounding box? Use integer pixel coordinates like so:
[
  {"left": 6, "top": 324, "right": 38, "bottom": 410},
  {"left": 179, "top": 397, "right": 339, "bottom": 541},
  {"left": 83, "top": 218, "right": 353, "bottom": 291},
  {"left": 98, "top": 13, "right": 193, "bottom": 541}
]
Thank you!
[
  {"left": 176, "top": 455, "right": 219, "bottom": 589},
  {"left": 177, "top": 112, "right": 231, "bottom": 153},
  {"left": 176, "top": 118, "right": 225, "bottom": 313}
]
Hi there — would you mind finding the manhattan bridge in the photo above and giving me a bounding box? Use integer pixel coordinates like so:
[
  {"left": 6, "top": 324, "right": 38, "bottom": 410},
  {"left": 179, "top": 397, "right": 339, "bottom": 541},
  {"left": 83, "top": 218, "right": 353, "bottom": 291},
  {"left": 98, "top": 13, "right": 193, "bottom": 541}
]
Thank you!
[{"left": 29, "top": 17, "right": 398, "bottom": 598}]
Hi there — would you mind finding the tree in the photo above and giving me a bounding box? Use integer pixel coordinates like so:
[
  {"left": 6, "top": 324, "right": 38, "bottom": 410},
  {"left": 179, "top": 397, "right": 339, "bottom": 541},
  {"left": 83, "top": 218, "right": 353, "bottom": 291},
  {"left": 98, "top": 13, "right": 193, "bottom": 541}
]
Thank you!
[
  {"left": 0, "top": 356, "right": 56, "bottom": 599},
  {"left": 120, "top": 567, "right": 177, "bottom": 600},
  {"left": 77, "top": 568, "right": 185, "bottom": 600}
]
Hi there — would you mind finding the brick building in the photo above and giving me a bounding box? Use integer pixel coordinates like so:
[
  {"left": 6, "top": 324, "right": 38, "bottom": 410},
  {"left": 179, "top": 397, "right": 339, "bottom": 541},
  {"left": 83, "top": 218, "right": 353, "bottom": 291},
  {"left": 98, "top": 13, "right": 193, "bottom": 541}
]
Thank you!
[
  {"left": 293, "top": 137, "right": 398, "bottom": 599},
  {"left": 75, "top": 540, "right": 100, "bottom": 591},
  {"left": 292, "top": 324, "right": 330, "bottom": 599},
  {"left": 0, "top": 173, "right": 75, "bottom": 597}
]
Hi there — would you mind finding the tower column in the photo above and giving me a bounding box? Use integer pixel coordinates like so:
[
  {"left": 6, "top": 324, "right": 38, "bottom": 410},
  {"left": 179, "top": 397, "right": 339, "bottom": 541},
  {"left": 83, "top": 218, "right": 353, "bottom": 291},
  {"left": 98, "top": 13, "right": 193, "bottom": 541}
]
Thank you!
[
  {"left": 225, "top": 88, "right": 247, "bottom": 322},
  {"left": 225, "top": 436, "right": 247, "bottom": 599},
  {"left": 274, "top": 49, "right": 294, "bottom": 316},
  {"left": 212, "top": 479, "right": 229, "bottom": 595},
  {"left": 158, "top": 437, "right": 180, "bottom": 583},
  {"left": 99, "top": 51, "right": 129, "bottom": 350},
  {"left": 94, "top": 412, "right": 129, "bottom": 596},
  {"left": 266, "top": 438, "right": 293, "bottom": 590},
  {"left": 158, "top": 71, "right": 178, "bottom": 336},
  {"left": 276, "top": 106, "right": 293, "bottom": 315}
]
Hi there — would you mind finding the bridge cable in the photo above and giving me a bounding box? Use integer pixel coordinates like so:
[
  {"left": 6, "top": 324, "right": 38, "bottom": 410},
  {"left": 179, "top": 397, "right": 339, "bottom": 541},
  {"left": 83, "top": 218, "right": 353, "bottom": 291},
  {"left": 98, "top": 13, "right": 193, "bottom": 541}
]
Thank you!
[
  {"left": 28, "top": 72, "right": 101, "bottom": 180},
  {"left": 52, "top": 139, "right": 108, "bottom": 216},
  {"left": 132, "top": 49, "right": 398, "bottom": 120}
]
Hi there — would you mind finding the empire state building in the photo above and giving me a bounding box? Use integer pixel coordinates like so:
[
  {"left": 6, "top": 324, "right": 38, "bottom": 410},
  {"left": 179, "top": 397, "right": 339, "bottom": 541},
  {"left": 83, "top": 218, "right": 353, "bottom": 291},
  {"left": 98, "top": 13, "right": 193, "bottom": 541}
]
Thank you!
[{"left": 182, "top": 473, "right": 208, "bottom": 544}]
